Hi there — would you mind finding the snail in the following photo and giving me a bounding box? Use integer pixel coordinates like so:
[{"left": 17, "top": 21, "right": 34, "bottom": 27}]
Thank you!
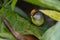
[
  {"left": 1, "top": 17, "right": 39, "bottom": 40},
  {"left": 31, "top": 9, "right": 44, "bottom": 26}
]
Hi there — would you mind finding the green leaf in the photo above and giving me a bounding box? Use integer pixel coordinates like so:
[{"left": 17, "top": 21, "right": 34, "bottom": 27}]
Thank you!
[
  {"left": 24, "top": 0, "right": 60, "bottom": 11},
  {"left": 0, "top": 0, "right": 2, "bottom": 7},
  {"left": 3, "top": 0, "right": 12, "bottom": 7},
  {"left": 11, "top": 0, "right": 17, "bottom": 11},
  {"left": 0, "top": 8, "right": 41, "bottom": 40},
  {"left": 2, "top": 0, "right": 9, "bottom": 6},
  {"left": 0, "top": 33, "right": 16, "bottom": 40},
  {"left": 7, "top": 6, "right": 30, "bottom": 20},
  {"left": 39, "top": 10, "right": 60, "bottom": 21},
  {"left": 41, "top": 22, "right": 60, "bottom": 40}
]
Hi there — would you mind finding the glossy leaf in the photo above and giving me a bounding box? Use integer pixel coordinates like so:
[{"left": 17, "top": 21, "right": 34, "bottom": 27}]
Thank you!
[
  {"left": 41, "top": 22, "right": 60, "bottom": 40},
  {"left": 24, "top": 0, "right": 60, "bottom": 11},
  {"left": 39, "top": 10, "right": 60, "bottom": 21}
]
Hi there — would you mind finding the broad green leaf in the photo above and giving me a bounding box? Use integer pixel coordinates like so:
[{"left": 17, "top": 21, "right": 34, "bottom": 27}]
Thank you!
[
  {"left": 11, "top": 0, "right": 17, "bottom": 11},
  {"left": 24, "top": 0, "right": 60, "bottom": 11},
  {"left": 39, "top": 10, "right": 60, "bottom": 21},
  {"left": 0, "top": 8, "right": 41, "bottom": 40},
  {"left": 41, "top": 22, "right": 60, "bottom": 40}
]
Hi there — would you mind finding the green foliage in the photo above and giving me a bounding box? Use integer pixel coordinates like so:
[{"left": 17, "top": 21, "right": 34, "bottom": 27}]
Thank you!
[
  {"left": 0, "top": 0, "right": 60, "bottom": 40},
  {"left": 24, "top": 0, "right": 60, "bottom": 11},
  {"left": 0, "top": 8, "right": 41, "bottom": 40},
  {"left": 11, "top": 0, "right": 17, "bottom": 11},
  {"left": 1, "top": 0, "right": 12, "bottom": 8},
  {"left": 0, "top": 33, "right": 16, "bottom": 40},
  {"left": 39, "top": 10, "right": 60, "bottom": 21},
  {"left": 1, "top": 0, "right": 17, "bottom": 11},
  {"left": 41, "top": 22, "right": 60, "bottom": 40}
]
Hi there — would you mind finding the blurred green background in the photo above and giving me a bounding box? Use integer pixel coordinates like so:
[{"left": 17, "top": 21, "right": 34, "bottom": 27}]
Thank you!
[{"left": 0, "top": 0, "right": 60, "bottom": 40}]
